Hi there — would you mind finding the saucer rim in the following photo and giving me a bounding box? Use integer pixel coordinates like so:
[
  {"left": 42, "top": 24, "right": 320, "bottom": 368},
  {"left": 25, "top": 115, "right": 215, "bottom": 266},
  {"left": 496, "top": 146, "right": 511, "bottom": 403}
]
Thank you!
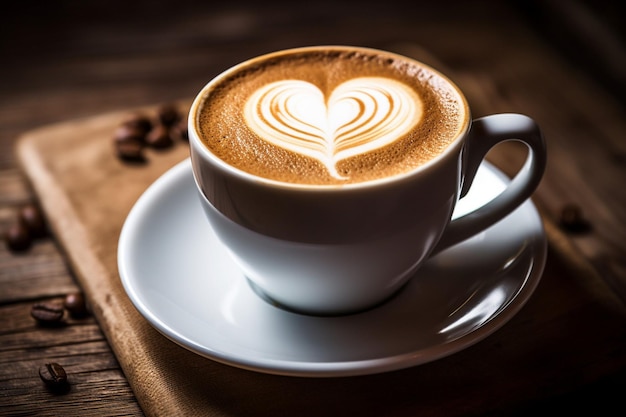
[{"left": 118, "top": 158, "right": 547, "bottom": 377}]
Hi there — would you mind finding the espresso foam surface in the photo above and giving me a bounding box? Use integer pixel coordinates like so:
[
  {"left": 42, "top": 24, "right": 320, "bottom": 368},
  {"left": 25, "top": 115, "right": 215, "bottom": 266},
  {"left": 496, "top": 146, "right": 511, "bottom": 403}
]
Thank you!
[{"left": 197, "top": 48, "right": 467, "bottom": 185}]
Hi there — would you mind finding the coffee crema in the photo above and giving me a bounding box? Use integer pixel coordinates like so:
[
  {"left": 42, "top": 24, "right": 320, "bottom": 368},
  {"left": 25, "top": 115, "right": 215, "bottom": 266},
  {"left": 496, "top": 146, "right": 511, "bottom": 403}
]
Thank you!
[{"left": 196, "top": 47, "right": 468, "bottom": 185}]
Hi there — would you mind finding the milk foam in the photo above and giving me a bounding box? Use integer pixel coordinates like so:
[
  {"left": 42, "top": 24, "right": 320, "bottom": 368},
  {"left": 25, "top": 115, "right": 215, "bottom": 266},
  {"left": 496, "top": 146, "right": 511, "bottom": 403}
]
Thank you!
[{"left": 244, "top": 77, "right": 422, "bottom": 179}]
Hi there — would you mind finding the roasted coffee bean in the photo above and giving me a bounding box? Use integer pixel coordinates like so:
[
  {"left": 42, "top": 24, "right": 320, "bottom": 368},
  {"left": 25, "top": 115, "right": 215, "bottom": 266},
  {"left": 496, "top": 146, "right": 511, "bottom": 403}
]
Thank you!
[
  {"left": 19, "top": 204, "right": 47, "bottom": 238},
  {"left": 114, "top": 124, "right": 146, "bottom": 144},
  {"left": 170, "top": 120, "right": 188, "bottom": 141},
  {"left": 115, "top": 139, "right": 145, "bottom": 162},
  {"left": 64, "top": 292, "right": 89, "bottom": 318},
  {"left": 146, "top": 124, "right": 173, "bottom": 149},
  {"left": 559, "top": 204, "right": 592, "bottom": 234},
  {"left": 31, "top": 302, "right": 64, "bottom": 324},
  {"left": 39, "top": 362, "right": 69, "bottom": 391},
  {"left": 4, "top": 222, "right": 32, "bottom": 252},
  {"left": 122, "top": 113, "right": 153, "bottom": 135},
  {"left": 157, "top": 104, "right": 181, "bottom": 127}
]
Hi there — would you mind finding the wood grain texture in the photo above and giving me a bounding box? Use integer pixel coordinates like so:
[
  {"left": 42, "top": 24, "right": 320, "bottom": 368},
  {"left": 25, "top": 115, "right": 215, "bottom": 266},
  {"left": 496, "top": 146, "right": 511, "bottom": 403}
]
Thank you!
[{"left": 1, "top": 0, "right": 624, "bottom": 416}]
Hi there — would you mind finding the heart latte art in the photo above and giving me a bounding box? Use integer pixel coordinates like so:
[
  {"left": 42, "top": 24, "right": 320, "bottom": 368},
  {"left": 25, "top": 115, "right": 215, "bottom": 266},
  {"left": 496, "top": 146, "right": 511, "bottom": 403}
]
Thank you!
[{"left": 244, "top": 77, "right": 422, "bottom": 179}]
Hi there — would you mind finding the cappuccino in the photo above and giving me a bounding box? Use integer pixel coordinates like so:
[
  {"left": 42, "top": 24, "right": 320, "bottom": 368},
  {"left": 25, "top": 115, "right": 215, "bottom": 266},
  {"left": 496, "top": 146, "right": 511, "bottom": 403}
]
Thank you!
[{"left": 195, "top": 46, "right": 468, "bottom": 185}]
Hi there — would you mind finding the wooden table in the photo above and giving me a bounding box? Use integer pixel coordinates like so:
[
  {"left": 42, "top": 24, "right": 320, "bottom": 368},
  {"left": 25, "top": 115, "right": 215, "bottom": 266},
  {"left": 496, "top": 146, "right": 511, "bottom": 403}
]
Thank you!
[{"left": 2, "top": 1, "right": 625, "bottom": 415}]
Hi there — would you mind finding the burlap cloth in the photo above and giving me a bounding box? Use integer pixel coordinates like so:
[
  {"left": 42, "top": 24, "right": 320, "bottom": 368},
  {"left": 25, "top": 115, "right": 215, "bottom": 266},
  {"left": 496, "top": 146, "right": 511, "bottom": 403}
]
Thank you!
[{"left": 15, "top": 81, "right": 625, "bottom": 416}]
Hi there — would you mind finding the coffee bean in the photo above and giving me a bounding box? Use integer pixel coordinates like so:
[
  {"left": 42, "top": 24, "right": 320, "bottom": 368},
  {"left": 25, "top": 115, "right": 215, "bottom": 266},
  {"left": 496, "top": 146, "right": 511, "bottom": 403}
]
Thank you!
[
  {"left": 171, "top": 120, "right": 188, "bottom": 141},
  {"left": 64, "top": 292, "right": 89, "bottom": 318},
  {"left": 146, "top": 125, "right": 173, "bottom": 149},
  {"left": 4, "top": 222, "right": 32, "bottom": 252},
  {"left": 31, "top": 302, "right": 64, "bottom": 324},
  {"left": 122, "top": 113, "right": 153, "bottom": 135},
  {"left": 115, "top": 140, "right": 145, "bottom": 162},
  {"left": 19, "top": 204, "right": 47, "bottom": 238},
  {"left": 559, "top": 204, "right": 592, "bottom": 234},
  {"left": 39, "top": 362, "right": 69, "bottom": 392},
  {"left": 157, "top": 104, "right": 181, "bottom": 127},
  {"left": 114, "top": 124, "right": 146, "bottom": 144}
]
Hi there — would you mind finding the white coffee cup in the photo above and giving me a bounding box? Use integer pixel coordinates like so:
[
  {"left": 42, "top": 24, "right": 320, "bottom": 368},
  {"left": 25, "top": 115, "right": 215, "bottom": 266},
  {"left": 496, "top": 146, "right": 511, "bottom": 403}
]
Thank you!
[{"left": 188, "top": 46, "right": 546, "bottom": 316}]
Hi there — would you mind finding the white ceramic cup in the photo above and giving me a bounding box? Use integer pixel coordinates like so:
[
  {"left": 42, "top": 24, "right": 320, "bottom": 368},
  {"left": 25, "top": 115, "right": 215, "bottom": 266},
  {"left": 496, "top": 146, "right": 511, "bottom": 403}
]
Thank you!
[{"left": 189, "top": 46, "right": 546, "bottom": 316}]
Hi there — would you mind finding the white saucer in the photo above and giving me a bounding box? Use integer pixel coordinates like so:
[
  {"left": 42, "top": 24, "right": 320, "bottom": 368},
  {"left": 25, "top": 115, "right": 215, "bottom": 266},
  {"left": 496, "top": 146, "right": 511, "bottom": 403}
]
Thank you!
[{"left": 118, "top": 159, "right": 546, "bottom": 377}]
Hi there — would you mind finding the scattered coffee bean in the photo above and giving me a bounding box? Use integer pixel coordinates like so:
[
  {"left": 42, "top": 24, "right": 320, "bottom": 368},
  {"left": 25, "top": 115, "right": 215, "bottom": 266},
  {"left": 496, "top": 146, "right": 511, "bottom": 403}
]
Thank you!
[
  {"left": 121, "top": 113, "right": 153, "bottom": 135},
  {"left": 19, "top": 204, "right": 47, "bottom": 238},
  {"left": 31, "top": 302, "right": 65, "bottom": 325},
  {"left": 64, "top": 292, "right": 89, "bottom": 318},
  {"left": 39, "top": 362, "right": 69, "bottom": 392},
  {"left": 559, "top": 203, "right": 592, "bottom": 234},
  {"left": 113, "top": 104, "right": 188, "bottom": 162},
  {"left": 157, "top": 104, "right": 181, "bottom": 127},
  {"left": 115, "top": 140, "right": 145, "bottom": 162},
  {"left": 171, "top": 120, "right": 188, "bottom": 141},
  {"left": 114, "top": 124, "right": 146, "bottom": 144},
  {"left": 4, "top": 222, "right": 32, "bottom": 252},
  {"left": 146, "top": 124, "right": 173, "bottom": 149}
]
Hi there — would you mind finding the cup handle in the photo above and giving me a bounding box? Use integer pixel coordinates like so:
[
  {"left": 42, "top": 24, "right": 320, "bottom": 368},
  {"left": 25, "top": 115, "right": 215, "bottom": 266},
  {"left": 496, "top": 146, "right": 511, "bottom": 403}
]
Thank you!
[{"left": 432, "top": 113, "right": 547, "bottom": 254}]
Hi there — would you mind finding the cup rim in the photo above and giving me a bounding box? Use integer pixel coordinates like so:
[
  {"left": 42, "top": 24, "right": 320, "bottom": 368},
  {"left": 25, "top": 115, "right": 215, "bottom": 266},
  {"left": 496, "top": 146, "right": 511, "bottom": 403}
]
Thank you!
[{"left": 189, "top": 45, "right": 470, "bottom": 191}]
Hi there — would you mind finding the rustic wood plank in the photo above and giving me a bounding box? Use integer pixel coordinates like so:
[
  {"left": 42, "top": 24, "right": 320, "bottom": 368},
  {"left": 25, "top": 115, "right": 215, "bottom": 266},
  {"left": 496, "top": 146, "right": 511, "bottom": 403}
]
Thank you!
[
  {"left": 0, "top": 243, "right": 78, "bottom": 305},
  {"left": 0, "top": 169, "right": 32, "bottom": 205},
  {"left": 2, "top": 378, "right": 142, "bottom": 417},
  {"left": 0, "top": 297, "right": 144, "bottom": 416}
]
